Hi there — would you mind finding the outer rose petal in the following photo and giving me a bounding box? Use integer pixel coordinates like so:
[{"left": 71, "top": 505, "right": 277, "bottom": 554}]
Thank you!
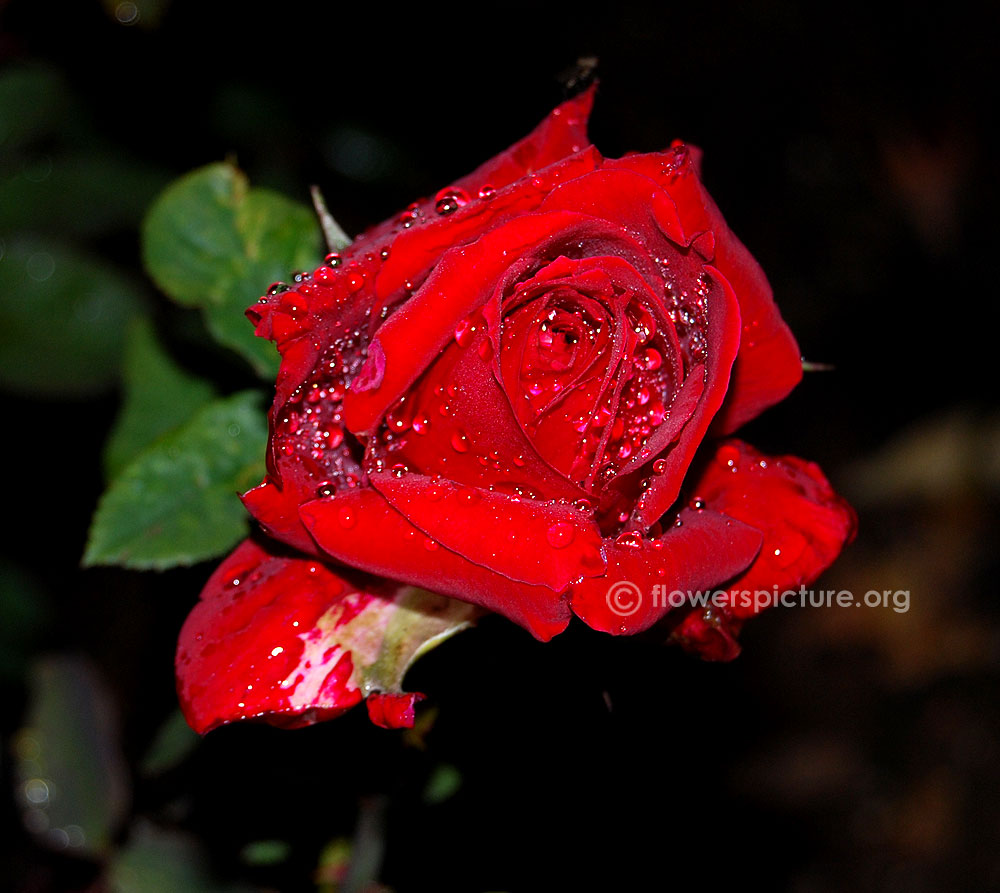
[
  {"left": 366, "top": 692, "right": 425, "bottom": 730},
  {"left": 607, "top": 148, "right": 803, "bottom": 431},
  {"left": 177, "top": 539, "right": 367, "bottom": 733},
  {"left": 356, "top": 87, "right": 596, "bottom": 250},
  {"left": 300, "top": 487, "right": 573, "bottom": 641},
  {"left": 368, "top": 472, "right": 606, "bottom": 592},
  {"left": 569, "top": 508, "right": 762, "bottom": 634},
  {"left": 176, "top": 539, "right": 478, "bottom": 733},
  {"left": 671, "top": 439, "right": 857, "bottom": 659}
]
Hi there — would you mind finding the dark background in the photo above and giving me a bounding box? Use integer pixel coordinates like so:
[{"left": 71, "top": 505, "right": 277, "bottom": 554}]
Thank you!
[{"left": 2, "top": 1, "right": 999, "bottom": 890}]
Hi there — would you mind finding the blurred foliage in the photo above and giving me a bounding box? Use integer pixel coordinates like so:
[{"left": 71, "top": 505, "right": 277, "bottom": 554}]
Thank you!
[
  {"left": 0, "top": 237, "right": 143, "bottom": 396},
  {"left": 13, "top": 656, "right": 129, "bottom": 858}
]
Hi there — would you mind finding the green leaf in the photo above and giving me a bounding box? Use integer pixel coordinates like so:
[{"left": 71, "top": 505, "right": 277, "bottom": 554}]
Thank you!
[
  {"left": 142, "top": 162, "right": 322, "bottom": 377},
  {"left": 84, "top": 390, "right": 267, "bottom": 570},
  {"left": 13, "top": 656, "right": 129, "bottom": 857},
  {"left": 0, "top": 238, "right": 143, "bottom": 397},
  {"left": 103, "top": 318, "right": 217, "bottom": 480}
]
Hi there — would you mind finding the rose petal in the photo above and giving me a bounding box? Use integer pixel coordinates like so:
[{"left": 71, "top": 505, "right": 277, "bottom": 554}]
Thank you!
[
  {"left": 366, "top": 692, "right": 425, "bottom": 729},
  {"left": 687, "top": 439, "right": 857, "bottom": 610},
  {"left": 242, "top": 479, "right": 322, "bottom": 556},
  {"left": 368, "top": 471, "right": 606, "bottom": 591},
  {"left": 624, "top": 266, "right": 743, "bottom": 528},
  {"left": 607, "top": 150, "right": 803, "bottom": 431},
  {"left": 569, "top": 508, "right": 763, "bottom": 634},
  {"left": 386, "top": 318, "right": 587, "bottom": 501},
  {"left": 670, "top": 439, "right": 857, "bottom": 658},
  {"left": 300, "top": 487, "right": 573, "bottom": 641},
  {"left": 177, "top": 539, "right": 370, "bottom": 734},
  {"left": 343, "top": 210, "right": 600, "bottom": 436}
]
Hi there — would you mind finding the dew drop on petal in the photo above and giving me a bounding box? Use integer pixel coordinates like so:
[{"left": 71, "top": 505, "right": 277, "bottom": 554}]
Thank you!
[
  {"left": 454, "top": 317, "right": 474, "bottom": 347},
  {"left": 546, "top": 521, "right": 576, "bottom": 549},
  {"left": 718, "top": 444, "right": 741, "bottom": 471},
  {"left": 615, "top": 531, "right": 643, "bottom": 549}
]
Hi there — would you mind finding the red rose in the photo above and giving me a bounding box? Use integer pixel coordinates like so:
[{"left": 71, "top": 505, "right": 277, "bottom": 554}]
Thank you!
[{"left": 177, "top": 88, "right": 855, "bottom": 732}]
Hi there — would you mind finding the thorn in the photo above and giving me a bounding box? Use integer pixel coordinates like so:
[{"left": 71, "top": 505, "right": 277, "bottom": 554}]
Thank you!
[
  {"left": 559, "top": 56, "right": 599, "bottom": 95},
  {"left": 802, "top": 359, "right": 836, "bottom": 372},
  {"left": 310, "top": 185, "right": 352, "bottom": 252}
]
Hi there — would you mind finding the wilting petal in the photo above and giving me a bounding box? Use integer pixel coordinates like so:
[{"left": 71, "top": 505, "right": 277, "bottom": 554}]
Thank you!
[{"left": 176, "top": 538, "right": 480, "bottom": 733}]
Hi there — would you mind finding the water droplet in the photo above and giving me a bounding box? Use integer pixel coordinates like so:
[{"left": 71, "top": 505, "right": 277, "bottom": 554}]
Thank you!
[
  {"left": 423, "top": 537, "right": 439, "bottom": 551},
  {"left": 615, "top": 531, "right": 643, "bottom": 549},
  {"left": 390, "top": 463, "right": 408, "bottom": 478},
  {"left": 478, "top": 338, "right": 493, "bottom": 361},
  {"left": 454, "top": 317, "right": 475, "bottom": 347},
  {"left": 316, "top": 482, "right": 335, "bottom": 498},
  {"left": 337, "top": 506, "right": 357, "bottom": 528},
  {"left": 450, "top": 430, "right": 469, "bottom": 452},
  {"left": 691, "top": 497, "right": 705, "bottom": 510},
  {"left": 434, "top": 187, "right": 470, "bottom": 215},
  {"left": 718, "top": 444, "right": 741, "bottom": 471},
  {"left": 546, "top": 521, "right": 576, "bottom": 549},
  {"left": 653, "top": 458, "right": 668, "bottom": 474},
  {"left": 598, "top": 463, "right": 618, "bottom": 484},
  {"left": 324, "top": 252, "right": 342, "bottom": 267},
  {"left": 267, "top": 282, "right": 289, "bottom": 296},
  {"left": 478, "top": 184, "right": 496, "bottom": 199}
]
